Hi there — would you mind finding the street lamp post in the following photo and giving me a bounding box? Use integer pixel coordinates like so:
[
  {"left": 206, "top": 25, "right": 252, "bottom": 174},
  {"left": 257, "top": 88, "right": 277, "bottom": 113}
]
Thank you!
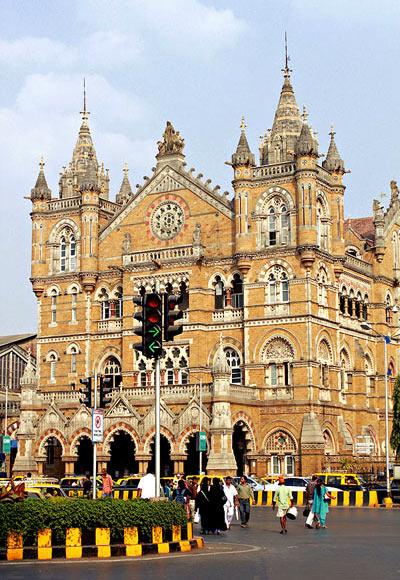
[{"left": 361, "top": 322, "right": 391, "bottom": 498}]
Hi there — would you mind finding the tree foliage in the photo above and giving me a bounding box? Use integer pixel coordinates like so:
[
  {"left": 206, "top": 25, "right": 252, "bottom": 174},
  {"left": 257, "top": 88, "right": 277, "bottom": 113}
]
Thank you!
[{"left": 390, "top": 374, "right": 400, "bottom": 461}]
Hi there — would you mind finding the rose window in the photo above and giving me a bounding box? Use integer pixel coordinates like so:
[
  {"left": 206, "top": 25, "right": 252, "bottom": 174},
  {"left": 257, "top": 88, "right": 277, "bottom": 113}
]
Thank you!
[{"left": 151, "top": 201, "right": 184, "bottom": 240}]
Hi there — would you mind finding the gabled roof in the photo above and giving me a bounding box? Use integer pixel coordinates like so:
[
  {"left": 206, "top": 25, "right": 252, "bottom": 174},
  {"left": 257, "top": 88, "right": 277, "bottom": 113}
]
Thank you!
[
  {"left": 99, "top": 163, "right": 233, "bottom": 242},
  {"left": 344, "top": 217, "right": 375, "bottom": 242},
  {"left": 0, "top": 334, "right": 36, "bottom": 349}
]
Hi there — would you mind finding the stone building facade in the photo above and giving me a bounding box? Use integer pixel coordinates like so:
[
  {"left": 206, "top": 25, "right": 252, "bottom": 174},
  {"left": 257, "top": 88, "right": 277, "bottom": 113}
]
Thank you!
[{"left": 14, "top": 64, "right": 399, "bottom": 478}]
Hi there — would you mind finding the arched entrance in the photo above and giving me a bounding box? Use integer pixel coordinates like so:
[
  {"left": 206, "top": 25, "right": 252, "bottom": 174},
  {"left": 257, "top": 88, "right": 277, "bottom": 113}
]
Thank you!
[
  {"left": 108, "top": 431, "right": 138, "bottom": 478},
  {"left": 74, "top": 437, "right": 93, "bottom": 475},
  {"left": 149, "top": 434, "right": 173, "bottom": 476},
  {"left": 43, "top": 436, "right": 64, "bottom": 479},
  {"left": 184, "top": 434, "right": 208, "bottom": 475},
  {"left": 232, "top": 422, "right": 250, "bottom": 476}
]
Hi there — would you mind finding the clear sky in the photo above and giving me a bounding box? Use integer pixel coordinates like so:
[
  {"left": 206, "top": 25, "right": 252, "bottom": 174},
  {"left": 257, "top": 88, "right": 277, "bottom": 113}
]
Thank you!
[{"left": 1, "top": 0, "right": 400, "bottom": 334}]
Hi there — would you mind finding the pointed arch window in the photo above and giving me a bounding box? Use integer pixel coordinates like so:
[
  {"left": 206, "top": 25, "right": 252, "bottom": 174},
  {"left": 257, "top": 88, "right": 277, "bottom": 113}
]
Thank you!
[
  {"left": 70, "top": 236, "right": 76, "bottom": 270},
  {"left": 231, "top": 273, "right": 244, "bottom": 308},
  {"left": 60, "top": 236, "right": 67, "bottom": 272},
  {"left": 362, "top": 294, "right": 368, "bottom": 320},
  {"left": 71, "top": 288, "right": 78, "bottom": 322},
  {"left": 213, "top": 276, "right": 225, "bottom": 310},
  {"left": 268, "top": 208, "right": 276, "bottom": 245},
  {"left": 267, "top": 267, "right": 290, "bottom": 304},
  {"left": 316, "top": 196, "right": 329, "bottom": 251},
  {"left": 50, "top": 289, "right": 58, "bottom": 324},
  {"left": 103, "top": 356, "right": 122, "bottom": 390},
  {"left": 58, "top": 228, "right": 77, "bottom": 273},
  {"left": 70, "top": 346, "right": 77, "bottom": 374},
  {"left": 224, "top": 347, "right": 242, "bottom": 384},
  {"left": 49, "top": 353, "right": 57, "bottom": 383}
]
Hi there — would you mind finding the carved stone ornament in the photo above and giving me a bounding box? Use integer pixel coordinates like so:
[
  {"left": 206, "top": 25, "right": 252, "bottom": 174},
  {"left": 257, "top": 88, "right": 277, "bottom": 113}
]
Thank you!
[
  {"left": 264, "top": 337, "right": 294, "bottom": 362},
  {"left": 390, "top": 180, "right": 399, "bottom": 201},
  {"left": 151, "top": 200, "right": 185, "bottom": 240},
  {"left": 157, "top": 121, "right": 185, "bottom": 156},
  {"left": 193, "top": 223, "right": 202, "bottom": 246},
  {"left": 122, "top": 232, "right": 132, "bottom": 253}
]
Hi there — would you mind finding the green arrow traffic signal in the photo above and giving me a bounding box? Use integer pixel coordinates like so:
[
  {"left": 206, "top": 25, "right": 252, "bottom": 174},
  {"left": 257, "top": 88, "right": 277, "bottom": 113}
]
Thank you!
[
  {"left": 149, "top": 325, "right": 161, "bottom": 338},
  {"left": 149, "top": 340, "right": 162, "bottom": 353}
]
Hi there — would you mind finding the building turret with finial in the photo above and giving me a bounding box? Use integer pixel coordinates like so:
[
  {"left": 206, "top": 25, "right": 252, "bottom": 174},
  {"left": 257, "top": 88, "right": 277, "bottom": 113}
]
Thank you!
[
  {"left": 231, "top": 117, "right": 255, "bottom": 167},
  {"left": 31, "top": 157, "right": 51, "bottom": 200},
  {"left": 295, "top": 107, "right": 319, "bottom": 158},
  {"left": 116, "top": 163, "right": 133, "bottom": 205},
  {"left": 322, "top": 125, "right": 345, "bottom": 173}
]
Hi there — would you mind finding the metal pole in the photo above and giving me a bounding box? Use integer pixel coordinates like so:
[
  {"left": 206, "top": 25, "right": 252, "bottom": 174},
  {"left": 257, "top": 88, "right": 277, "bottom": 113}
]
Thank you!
[
  {"left": 384, "top": 338, "right": 390, "bottom": 497},
  {"left": 92, "top": 370, "right": 97, "bottom": 500},
  {"left": 155, "top": 358, "right": 161, "bottom": 498},
  {"left": 199, "top": 380, "right": 202, "bottom": 475}
]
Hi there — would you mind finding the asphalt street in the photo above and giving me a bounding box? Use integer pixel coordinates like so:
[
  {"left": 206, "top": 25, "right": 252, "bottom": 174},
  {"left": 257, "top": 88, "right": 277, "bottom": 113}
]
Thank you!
[{"left": 1, "top": 508, "right": 399, "bottom": 580}]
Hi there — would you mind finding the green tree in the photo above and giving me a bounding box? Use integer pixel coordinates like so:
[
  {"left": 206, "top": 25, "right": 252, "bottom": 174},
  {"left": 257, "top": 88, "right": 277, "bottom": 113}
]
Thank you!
[{"left": 390, "top": 374, "right": 400, "bottom": 461}]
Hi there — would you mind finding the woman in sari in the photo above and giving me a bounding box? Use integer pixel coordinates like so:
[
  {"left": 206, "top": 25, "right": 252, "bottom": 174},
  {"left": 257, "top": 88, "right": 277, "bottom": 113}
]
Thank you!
[{"left": 312, "top": 478, "right": 333, "bottom": 528}]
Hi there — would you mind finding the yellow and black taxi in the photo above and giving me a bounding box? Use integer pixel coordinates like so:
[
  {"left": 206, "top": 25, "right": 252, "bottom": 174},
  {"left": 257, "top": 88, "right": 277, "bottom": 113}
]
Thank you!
[{"left": 313, "top": 472, "right": 367, "bottom": 491}]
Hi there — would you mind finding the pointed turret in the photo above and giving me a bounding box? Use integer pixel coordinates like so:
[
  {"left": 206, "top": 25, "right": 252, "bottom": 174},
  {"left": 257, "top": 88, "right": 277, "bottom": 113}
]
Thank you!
[
  {"left": 59, "top": 80, "right": 109, "bottom": 198},
  {"left": 231, "top": 117, "right": 255, "bottom": 167},
  {"left": 295, "top": 107, "right": 319, "bottom": 157},
  {"left": 322, "top": 125, "right": 345, "bottom": 173},
  {"left": 263, "top": 39, "right": 302, "bottom": 165},
  {"left": 116, "top": 163, "right": 133, "bottom": 205},
  {"left": 31, "top": 157, "right": 51, "bottom": 200}
]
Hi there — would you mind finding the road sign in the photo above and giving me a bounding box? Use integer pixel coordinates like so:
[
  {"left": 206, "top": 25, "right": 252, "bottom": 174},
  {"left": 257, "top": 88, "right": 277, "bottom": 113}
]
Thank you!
[
  {"left": 355, "top": 435, "right": 374, "bottom": 455},
  {"left": 1, "top": 435, "right": 11, "bottom": 454},
  {"left": 92, "top": 409, "right": 104, "bottom": 443},
  {"left": 196, "top": 431, "right": 207, "bottom": 452}
]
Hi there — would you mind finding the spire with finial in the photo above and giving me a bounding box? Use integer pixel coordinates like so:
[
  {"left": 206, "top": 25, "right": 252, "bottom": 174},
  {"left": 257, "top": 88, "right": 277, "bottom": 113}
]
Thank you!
[
  {"left": 265, "top": 33, "right": 302, "bottom": 165},
  {"left": 31, "top": 156, "right": 51, "bottom": 200},
  {"left": 231, "top": 116, "right": 255, "bottom": 167},
  {"left": 116, "top": 162, "right": 133, "bottom": 205},
  {"left": 295, "top": 106, "right": 319, "bottom": 157},
  {"left": 322, "top": 124, "right": 345, "bottom": 173}
]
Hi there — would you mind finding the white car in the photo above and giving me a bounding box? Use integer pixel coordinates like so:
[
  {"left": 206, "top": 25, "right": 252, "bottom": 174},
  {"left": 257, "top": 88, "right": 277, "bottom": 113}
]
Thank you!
[
  {"left": 232, "top": 476, "right": 265, "bottom": 492},
  {"left": 263, "top": 477, "right": 341, "bottom": 493}
]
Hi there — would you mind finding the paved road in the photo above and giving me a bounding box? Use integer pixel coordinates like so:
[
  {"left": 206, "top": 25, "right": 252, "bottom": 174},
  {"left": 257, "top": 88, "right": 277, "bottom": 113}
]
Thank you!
[{"left": 2, "top": 508, "right": 399, "bottom": 580}]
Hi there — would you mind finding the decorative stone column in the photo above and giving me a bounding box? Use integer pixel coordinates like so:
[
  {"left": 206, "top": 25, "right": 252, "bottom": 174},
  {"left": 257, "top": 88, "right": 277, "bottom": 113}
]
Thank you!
[
  {"left": 206, "top": 338, "right": 237, "bottom": 474},
  {"left": 171, "top": 455, "right": 186, "bottom": 475},
  {"left": 62, "top": 457, "right": 76, "bottom": 476},
  {"left": 136, "top": 455, "right": 151, "bottom": 476},
  {"left": 13, "top": 354, "right": 40, "bottom": 475}
]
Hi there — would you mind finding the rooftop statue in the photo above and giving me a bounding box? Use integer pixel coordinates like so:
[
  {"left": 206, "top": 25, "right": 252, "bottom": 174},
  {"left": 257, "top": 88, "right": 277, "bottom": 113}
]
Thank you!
[{"left": 157, "top": 121, "right": 185, "bottom": 156}]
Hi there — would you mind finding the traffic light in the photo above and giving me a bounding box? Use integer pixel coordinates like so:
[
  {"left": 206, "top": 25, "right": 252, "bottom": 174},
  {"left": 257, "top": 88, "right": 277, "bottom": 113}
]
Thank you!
[
  {"left": 143, "top": 293, "right": 163, "bottom": 358},
  {"left": 100, "top": 376, "right": 113, "bottom": 408},
  {"left": 163, "top": 293, "right": 183, "bottom": 341},
  {"left": 133, "top": 294, "right": 145, "bottom": 353},
  {"left": 79, "top": 377, "right": 92, "bottom": 408}
]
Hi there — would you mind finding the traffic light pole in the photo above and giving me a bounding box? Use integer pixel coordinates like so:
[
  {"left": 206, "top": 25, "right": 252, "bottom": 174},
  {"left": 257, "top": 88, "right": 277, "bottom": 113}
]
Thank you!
[
  {"left": 199, "top": 380, "right": 203, "bottom": 476},
  {"left": 155, "top": 357, "right": 161, "bottom": 498},
  {"left": 92, "top": 369, "right": 97, "bottom": 500}
]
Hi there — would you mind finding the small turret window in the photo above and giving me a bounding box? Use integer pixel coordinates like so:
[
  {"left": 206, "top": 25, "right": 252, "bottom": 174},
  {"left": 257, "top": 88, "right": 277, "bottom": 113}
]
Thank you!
[
  {"left": 58, "top": 228, "right": 77, "bottom": 273},
  {"left": 224, "top": 347, "right": 242, "bottom": 384}
]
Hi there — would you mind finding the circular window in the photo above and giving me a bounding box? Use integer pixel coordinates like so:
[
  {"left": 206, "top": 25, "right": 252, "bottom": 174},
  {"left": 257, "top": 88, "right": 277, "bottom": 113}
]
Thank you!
[{"left": 151, "top": 201, "right": 185, "bottom": 240}]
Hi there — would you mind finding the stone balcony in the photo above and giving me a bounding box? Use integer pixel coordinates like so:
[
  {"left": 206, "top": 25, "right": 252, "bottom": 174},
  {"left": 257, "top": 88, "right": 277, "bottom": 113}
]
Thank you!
[
  {"left": 212, "top": 308, "right": 243, "bottom": 322},
  {"left": 265, "top": 386, "right": 294, "bottom": 400},
  {"left": 123, "top": 244, "right": 202, "bottom": 267},
  {"left": 97, "top": 318, "right": 123, "bottom": 332}
]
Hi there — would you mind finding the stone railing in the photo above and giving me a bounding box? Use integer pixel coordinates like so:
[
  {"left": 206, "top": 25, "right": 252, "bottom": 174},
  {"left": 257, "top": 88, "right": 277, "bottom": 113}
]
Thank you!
[
  {"left": 344, "top": 255, "right": 373, "bottom": 276},
  {"left": 41, "top": 391, "right": 83, "bottom": 403},
  {"left": 100, "top": 199, "right": 119, "bottom": 214},
  {"left": 122, "top": 383, "right": 213, "bottom": 400},
  {"left": 0, "top": 400, "right": 20, "bottom": 417},
  {"left": 230, "top": 384, "right": 258, "bottom": 400},
  {"left": 47, "top": 198, "right": 81, "bottom": 211},
  {"left": 212, "top": 308, "right": 243, "bottom": 322},
  {"left": 253, "top": 162, "right": 295, "bottom": 179},
  {"left": 123, "top": 245, "right": 202, "bottom": 266},
  {"left": 97, "top": 318, "right": 123, "bottom": 332}
]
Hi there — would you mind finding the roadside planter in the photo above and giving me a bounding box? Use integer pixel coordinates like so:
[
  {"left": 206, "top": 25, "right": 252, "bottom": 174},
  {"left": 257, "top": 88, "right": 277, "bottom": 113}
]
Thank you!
[{"left": 0, "top": 498, "right": 203, "bottom": 561}]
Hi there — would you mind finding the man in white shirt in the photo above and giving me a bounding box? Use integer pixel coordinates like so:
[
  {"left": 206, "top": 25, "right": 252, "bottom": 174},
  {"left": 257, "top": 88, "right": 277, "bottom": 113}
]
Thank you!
[
  {"left": 223, "top": 476, "right": 238, "bottom": 529},
  {"left": 137, "top": 470, "right": 156, "bottom": 499}
]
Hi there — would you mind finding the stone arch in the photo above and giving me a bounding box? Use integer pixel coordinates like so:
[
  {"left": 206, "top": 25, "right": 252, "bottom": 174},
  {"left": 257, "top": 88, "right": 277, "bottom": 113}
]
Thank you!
[
  {"left": 143, "top": 427, "right": 175, "bottom": 455},
  {"left": 45, "top": 349, "right": 60, "bottom": 362},
  {"left": 69, "top": 429, "right": 92, "bottom": 457},
  {"left": 48, "top": 218, "right": 80, "bottom": 244},
  {"left": 95, "top": 347, "right": 122, "bottom": 374},
  {"left": 316, "top": 189, "right": 330, "bottom": 218},
  {"left": 36, "top": 430, "right": 67, "bottom": 458},
  {"left": 207, "top": 336, "right": 243, "bottom": 367},
  {"left": 322, "top": 426, "right": 336, "bottom": 454},
  {"left": 255, "top": 329, "right": 301, "bottom": 364},
  {"left": 102, "top": 423, "right": 140, "bottom": 455},
  {"left": 257, "top": 259, "right": 295, "bottom": 282},
  {"left": 94, "top": 284, "right": 111, "bottom": 301},
  {"left": 231, "top": 412, "right": 256, "bottom": 452},
  {"left": 66, "top": 282, "right": 82, "bottom": 295},
  {"left": 339, "top": 345, "right": 352, "bottom": 369},
  {"left": 317, "top": 337, "right": 333, "bottom": 364},
  {"left": 254, "top": 186, "right": 295, "bottom": 214},
  {"left": 65, "top": 342, "right": 81, "bottom": 355},
  {"left": 208, "top": 271, "right": 228, "bottom": 289},
  {"left": 263, "top": 427, "right": 298, "bottom": 454},
  {"left": 261, "top": 335, "right": 295, "bottom": 363},
  {"left": 178, "top": 426, "right": 209, "bottom": 454},
  {"left": 46, "top": 284, "right": 62, "bottom": 297}
]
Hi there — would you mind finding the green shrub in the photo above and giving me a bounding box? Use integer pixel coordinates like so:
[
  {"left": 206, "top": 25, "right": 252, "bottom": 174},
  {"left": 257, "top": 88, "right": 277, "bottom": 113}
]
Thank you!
[{"left": 0, "top": 499, "right": 187, "bottom": 547}]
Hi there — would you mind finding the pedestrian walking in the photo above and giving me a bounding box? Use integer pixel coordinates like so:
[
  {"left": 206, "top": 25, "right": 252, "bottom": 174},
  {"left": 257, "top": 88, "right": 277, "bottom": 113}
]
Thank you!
[
  {"left": 304, "top": 475, "right": 318, "bottom": 528},
  {"left": 311, "top": 478, "right": 332, "bottom": 529},
  {"left": 223, "top": 476, "right": 238, "bottom": 529},
  {"left": 237, "top": 475, "right": 254, "bottom": 528},
  {"left": 272, "top": 476, "right": 294, "bottom": 534},
  {"left": 163, "top": 479, "right": 172, "bottom": 500},
  {"left": 186, "top": 476, "right": 199, "bottom": 521},
  {"left": 101, "top": 468, "right": 113, "bottom": 498},
  {"left": 208, "top": 477, "right": 227, "bottom": 534},
  {"left": 173, "top": 479, "right": 191, "bottom": 519},
  {"left": 195, "top": 478, "right": 211, "bottom": 534}
]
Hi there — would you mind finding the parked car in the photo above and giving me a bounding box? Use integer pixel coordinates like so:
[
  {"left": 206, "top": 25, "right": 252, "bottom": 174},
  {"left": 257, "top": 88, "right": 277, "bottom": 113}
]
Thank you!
[
  {"left": 313, "top": 472, "right": 366, "bottom": 491},
  {"left": 263, "top": 476, "right": 341, "bottom": 493},
  {"left": 232, "top": 476, "right": 265, "bottom": 492}
]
